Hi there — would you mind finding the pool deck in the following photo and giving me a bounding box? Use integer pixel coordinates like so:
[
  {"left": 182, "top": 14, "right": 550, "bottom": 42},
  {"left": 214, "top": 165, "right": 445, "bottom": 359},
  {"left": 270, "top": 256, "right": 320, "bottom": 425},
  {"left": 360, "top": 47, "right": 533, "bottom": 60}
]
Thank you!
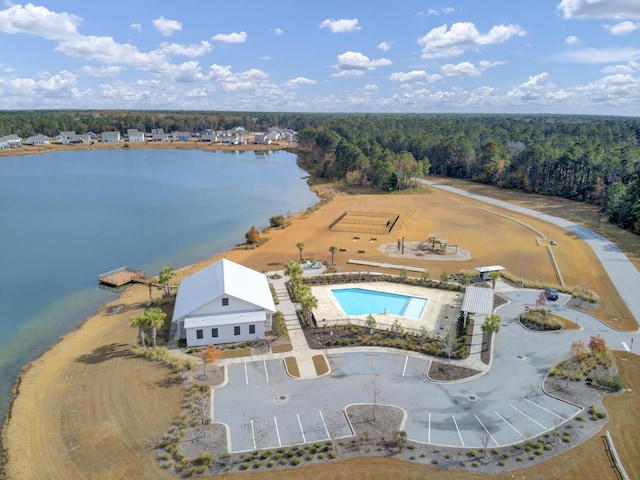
[{"left": 311, "top": 282, "right": 464, "bottom": 336}]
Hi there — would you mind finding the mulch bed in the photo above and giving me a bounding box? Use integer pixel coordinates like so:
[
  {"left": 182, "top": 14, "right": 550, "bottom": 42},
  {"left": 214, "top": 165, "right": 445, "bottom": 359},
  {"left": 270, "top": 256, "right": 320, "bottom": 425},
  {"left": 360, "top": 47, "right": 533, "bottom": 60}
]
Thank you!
[{"left": 427, "top": 361, "right": 481, "bottom": 381}]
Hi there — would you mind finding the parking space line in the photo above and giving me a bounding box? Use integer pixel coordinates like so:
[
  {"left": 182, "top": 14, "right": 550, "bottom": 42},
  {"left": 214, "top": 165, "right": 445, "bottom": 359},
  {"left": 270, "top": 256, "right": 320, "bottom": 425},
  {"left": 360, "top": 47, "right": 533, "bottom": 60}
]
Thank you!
[
  {"left": 511, "top": 404, "right": 547, "bottom": 429},
  {"left": 381, "top": 352, "right": 385, "bottom": 374},
  {"left": 244, "top": 362, "right": 248, "bottom": 385},
  {"left": 452, "top": 415, "right": 465, "bottom": 447},
  {"left": 250, "top": 418, "right": 257, "bottom": 450},
  {"left": 344, "top": 354, "right": 353, "bottom": 375},
  {"left": 263, "top": 359, "right": 270, "bottom": 383},
  {"left": 402, "top": 356, "right": 408, "bottom": 377},
  {"left": 474, "top": 415, "right": 499, "bottom": 446},
  {"left": 494, "top": 410, "right": 525, "bottom": 439},
  {"left": 359, "top": 352, "right": 365, "bottom": 374},
  {"left": 622, "top": 342, "right": 630, "bottom": 352},
  {"left": 319, "top": 410, "right": 330, "bottom": 439},
  {"left": 428, "top": 412, "right": 431, "bottom": 443},
  {"left": 297, "top": 414, "right": 306, "bottom": 443},
  {"left": 522, "top": 397, "right": 563, "bottom": 419},
  {"left": 274, "top": 416, "right": 282, "bottom": 446}
]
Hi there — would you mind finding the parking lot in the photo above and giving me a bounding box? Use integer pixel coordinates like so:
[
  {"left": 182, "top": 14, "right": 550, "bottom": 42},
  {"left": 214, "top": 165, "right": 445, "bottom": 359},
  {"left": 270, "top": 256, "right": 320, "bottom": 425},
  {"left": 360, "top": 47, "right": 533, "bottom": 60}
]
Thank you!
[{"left": 213, "top": 351, "right": 580, "bottom": 452}]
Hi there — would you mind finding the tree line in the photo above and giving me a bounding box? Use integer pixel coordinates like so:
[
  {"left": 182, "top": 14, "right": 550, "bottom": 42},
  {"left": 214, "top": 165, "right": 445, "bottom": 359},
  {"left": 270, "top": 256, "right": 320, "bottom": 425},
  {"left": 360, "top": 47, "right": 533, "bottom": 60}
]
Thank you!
[{"left": 2, "top": 110, "right": 638, "bottom": 233}]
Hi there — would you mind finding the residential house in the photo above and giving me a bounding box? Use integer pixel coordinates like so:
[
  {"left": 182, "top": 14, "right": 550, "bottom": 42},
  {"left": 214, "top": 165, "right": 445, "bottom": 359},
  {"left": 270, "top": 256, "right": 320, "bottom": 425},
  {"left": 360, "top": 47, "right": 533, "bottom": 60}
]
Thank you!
[
  {"left": 200, "top": 129, "right": 218, "bottom": 142},
  {"left": 101, "top": 131, "right": 121, "bottom": 142},
  {"left": 151, "top": 128, "right": 171, "bottom": 142},
  {"left": 56, "top": 131, "right": 76, "bottom": 144},
  {"left": 172, "top": 131, "right": 192, "bottom": 142},
  {"left": 24, "top": 134, "right": 50, "bottom": 145},
  {"left": 253, "top": 134, "right": 272, "bottom": 145},
  {"left": 0, "top": 134, "right": 23, "bottom": 148},
  {"left": 171, "top": 258, "right": 276, "bottom": 347},
  {"left": 126, "top": 129, "right": 145, "bottom": 142}
]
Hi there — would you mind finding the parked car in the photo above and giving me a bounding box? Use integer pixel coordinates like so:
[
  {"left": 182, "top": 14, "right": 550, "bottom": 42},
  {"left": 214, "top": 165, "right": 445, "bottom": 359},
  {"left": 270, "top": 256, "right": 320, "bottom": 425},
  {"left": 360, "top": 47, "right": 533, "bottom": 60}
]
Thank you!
[{"left": 544, "top": 288, "right": 559, "bottom": 301}]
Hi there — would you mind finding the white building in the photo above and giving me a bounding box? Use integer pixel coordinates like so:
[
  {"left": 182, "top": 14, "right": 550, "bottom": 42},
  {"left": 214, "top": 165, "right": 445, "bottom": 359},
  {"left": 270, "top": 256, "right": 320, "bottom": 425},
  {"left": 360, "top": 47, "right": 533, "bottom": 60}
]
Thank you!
[
  {"left": 127, "top": 129, "right": 145, "bottom": 142},
  {"left": 172, "top": 258, "right": 276, "bottom": 347},
  {"left": 101, "top": 131, "right": 121, "bottom": 142},
  {"left": 24, "top": 134, "right": 50, "bottom": 145}
]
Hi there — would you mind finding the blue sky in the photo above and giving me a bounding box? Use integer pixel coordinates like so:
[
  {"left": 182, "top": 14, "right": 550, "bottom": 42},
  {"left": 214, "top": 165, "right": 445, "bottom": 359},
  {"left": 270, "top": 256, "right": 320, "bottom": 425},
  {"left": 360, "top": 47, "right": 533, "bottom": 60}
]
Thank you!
[{"left": 0, "top": 1, "right": 639, "bottom": 115}]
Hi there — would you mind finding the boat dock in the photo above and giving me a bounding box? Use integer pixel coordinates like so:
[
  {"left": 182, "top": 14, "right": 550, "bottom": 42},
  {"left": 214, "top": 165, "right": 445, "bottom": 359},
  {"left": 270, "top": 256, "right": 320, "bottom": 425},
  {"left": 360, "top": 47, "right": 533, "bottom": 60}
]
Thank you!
[{"left": 98, "top": 266, "right": 146, "bottom": 288}]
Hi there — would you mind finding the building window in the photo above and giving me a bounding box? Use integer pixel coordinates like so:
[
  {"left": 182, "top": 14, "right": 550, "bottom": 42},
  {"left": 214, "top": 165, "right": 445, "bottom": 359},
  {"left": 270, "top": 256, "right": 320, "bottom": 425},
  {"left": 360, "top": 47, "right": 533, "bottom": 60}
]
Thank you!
[
  {"left": 211, "top": 328, "right": 218, "bottom": 338},
  {"left": 249, "top": 324, "right": 256, "bottom": 334},
  {"left": 222, "top": 297, "right": 229, "bottom": 306},
  {"left": 234, "top": 326, "right": 241, "bottom": 336},
  {"left": 196, "top": 329, "right": 203, "bottom": 339}
]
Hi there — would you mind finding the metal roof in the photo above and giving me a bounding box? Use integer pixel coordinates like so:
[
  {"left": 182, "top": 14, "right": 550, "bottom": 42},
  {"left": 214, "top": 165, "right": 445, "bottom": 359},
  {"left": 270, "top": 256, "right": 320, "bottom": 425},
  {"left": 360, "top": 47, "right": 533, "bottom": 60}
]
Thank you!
[
  {"left": 172, "top": 258, "right": 276, "bottom": 323},
  {"left": 461, "top": 285, "right": 495, "bottom": 315},
  {"left": 474, "top": 265, "right": 505, "bottom": 273},
  {"left": 184, "top": 310, "right": 266, "bottom": 329}
]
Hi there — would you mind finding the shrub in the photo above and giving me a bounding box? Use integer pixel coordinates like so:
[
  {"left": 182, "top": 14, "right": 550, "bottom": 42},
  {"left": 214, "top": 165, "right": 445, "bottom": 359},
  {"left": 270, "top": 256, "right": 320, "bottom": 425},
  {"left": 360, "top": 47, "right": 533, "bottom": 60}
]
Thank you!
[
  {"left": 267, "top": 460, "right": 276, "bottom": 468},
  {"left": 432, "top": 459, "right": 439, "bottom": 465},
  {"left": 290, "top": 458, "right": 300, "bottom": 466},
  {"left": 239, "top": 463, "right": 250, "bottom": 470},
  {"left": 499, "top": 460, "right": 506, "bottom": 466}
]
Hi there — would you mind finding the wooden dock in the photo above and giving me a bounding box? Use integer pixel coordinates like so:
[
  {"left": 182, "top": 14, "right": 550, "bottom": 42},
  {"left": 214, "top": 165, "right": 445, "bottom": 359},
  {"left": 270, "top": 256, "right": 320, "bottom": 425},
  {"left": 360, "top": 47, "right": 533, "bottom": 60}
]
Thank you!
[{"left": 98, "top": 266, "right": 145, "bottom": 287}]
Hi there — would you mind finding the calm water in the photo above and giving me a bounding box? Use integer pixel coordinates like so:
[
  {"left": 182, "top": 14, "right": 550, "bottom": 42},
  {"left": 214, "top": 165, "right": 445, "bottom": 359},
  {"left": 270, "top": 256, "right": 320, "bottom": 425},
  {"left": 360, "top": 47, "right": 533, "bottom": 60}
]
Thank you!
[
  {"left": 0, "top": 148, "right": 317, "bottom": 419},
  {"left": 331, "top": 288, "right": 427, "bottom": 319}
]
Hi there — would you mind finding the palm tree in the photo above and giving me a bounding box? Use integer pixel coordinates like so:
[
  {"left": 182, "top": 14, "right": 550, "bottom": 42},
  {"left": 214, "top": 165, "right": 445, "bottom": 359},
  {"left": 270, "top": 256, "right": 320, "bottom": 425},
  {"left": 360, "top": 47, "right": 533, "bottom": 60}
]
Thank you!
[
  {"left": 296, "top": 241, "right": 305, "bottom": 262},
  {"left": 488, "top": 271, "right": 501, "bottom": 289},
  {"left": 158, "top": 266, "right": 175, "bottom": 297},
  {"left": 298, "top": 288, "right": 318, "bottom": 327},
  {"left": 145, "top": 307, "right": 166, "bottom": 347},
  {"left": 482, "top": 314, "right": 501, "bottom": 336},
  {"left": 129, "top": 314, "right": 148, "bottom": 347},
  {"left": 329, "top": 245, "right": 338, "bottom": 266}
]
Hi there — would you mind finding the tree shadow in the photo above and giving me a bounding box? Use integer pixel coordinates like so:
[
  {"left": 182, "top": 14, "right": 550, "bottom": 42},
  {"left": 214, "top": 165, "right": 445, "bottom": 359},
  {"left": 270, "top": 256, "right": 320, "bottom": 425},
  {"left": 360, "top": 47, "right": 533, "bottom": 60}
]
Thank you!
[{"left": 75, "top": 342, "right": 133, "bottom": 364}]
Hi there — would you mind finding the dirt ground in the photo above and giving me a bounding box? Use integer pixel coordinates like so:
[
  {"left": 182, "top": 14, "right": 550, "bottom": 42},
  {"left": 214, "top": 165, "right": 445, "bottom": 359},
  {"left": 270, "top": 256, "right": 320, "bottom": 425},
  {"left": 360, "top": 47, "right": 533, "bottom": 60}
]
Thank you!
[{"left": 2, "top": 178, "right": 639, "bottom": 480}]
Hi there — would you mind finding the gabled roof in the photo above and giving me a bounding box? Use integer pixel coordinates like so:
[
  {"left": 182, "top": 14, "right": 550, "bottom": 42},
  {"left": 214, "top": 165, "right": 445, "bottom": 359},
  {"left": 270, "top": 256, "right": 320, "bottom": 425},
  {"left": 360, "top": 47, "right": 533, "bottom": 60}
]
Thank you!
[{"left": 172, "top": 258, "right": 275, "bottom": 322}]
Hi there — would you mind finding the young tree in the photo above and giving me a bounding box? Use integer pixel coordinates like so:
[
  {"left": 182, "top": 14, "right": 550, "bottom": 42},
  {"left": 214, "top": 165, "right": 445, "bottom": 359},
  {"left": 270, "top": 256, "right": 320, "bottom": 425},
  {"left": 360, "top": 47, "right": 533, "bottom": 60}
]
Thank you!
[
  {"left": 245, "top": 225, "right": 260, "bottom": 244},
  {"left": 271, "top": 311, "right": 287, "bottom": 338},
  {"left": 365, "top": 314, "right": 377, "bottom": 332},
  {"left": 129, "top": 313, "right": 148, "bottom": 347},
  {"left": 201, "top": 345, "right": 222, "bottom": 377},
  {"left": 589, "top": 334, "right": 607, "bottom": 352},
  {"left": 296, "top": 241, "right": 305, "bottom": 262},
  {"left": 440, "top": 271, "right": 449, "bottom": 283},
  {"left": 571, "top": 339, "right": 586, "bottom": 359},
  {"left": 488, "top": 270, "right": 501, "bottom": 289},
  {"left": 390, "top": 319, "right": 404, "bottom": 338},
  {"left": 421, "top": 269, "right": 430, "bottom": 285},
  {"left": 440, "top": 332, "right": 457, "bottom": 364},
  {"left": 363, "top": 373, "right": 382, "bottom": 422},
  {"left": 191, "top": 389, "right": 210, "bottom": 438},
  {"left": 146, "top": 307, "right": 166, "bottom": 347},
  {"left": 329, "top": 245, "right": 338, "bottom": 266},
  {"left": 269, "top": 214, "right": 285, "bottom": 228},
  {"left": 157, "top": 266, "right": 175, "bottom": 297}
]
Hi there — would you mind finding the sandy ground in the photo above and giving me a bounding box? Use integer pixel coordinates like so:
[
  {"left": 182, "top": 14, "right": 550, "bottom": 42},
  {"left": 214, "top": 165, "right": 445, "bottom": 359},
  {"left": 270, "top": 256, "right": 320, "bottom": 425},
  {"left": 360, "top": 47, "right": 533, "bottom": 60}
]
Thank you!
[{"left": 2, "top": 179, "right": 639, "bottom": 480}]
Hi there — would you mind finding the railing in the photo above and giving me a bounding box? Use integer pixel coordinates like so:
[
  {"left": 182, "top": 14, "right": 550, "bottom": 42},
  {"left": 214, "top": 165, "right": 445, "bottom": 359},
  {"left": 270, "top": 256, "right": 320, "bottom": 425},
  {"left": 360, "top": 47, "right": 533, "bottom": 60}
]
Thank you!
[{"left": 604, "top": 431, "right": 629, "bottom": 480}]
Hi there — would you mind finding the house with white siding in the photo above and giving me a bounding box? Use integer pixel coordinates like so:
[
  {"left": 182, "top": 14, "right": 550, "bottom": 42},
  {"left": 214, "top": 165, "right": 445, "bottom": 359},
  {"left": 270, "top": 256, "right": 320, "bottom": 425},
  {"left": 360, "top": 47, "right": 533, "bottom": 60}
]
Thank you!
[
  {"left": 0, "top": 134, "right": 22, "bottom": 147},
  {"left": 127, "top": 129, "right": 145, "bottom": 142},
  {"left": 101, "top": 131, "right": 121, "bottom": 142},
  {"left": 172, "top": 258, "right": 276, "bottom": 347},
  {"left": 172, "top": 131, "right": 192, "bottom": 141},
  {"left": 151, "top": 128, "right": 171, "bottom": 142},
  {"left": 24, "top": 134, "right": 50, "bottom": 145}
]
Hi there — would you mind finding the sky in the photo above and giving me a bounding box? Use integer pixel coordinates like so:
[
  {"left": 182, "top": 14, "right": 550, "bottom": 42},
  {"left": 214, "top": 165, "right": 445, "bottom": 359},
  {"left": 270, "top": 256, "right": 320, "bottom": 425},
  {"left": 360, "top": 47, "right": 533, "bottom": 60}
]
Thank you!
[{"left": 0, "top": 1, "right": 639, "bottom": 116}]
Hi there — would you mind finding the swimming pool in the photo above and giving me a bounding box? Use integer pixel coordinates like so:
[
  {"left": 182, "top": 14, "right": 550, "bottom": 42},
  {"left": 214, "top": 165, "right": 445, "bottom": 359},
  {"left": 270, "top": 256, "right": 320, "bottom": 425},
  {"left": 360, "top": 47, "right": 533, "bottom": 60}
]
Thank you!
[{"left": 331, "top": 287, "right": 427, "bottom": 319}]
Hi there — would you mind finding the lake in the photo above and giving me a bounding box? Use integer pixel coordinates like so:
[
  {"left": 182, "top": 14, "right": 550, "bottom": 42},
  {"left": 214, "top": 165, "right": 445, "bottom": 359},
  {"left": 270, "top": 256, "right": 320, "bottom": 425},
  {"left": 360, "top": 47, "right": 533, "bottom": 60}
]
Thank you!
[{"left": 0, "top": 148, "right": 317, "bottom": 420}]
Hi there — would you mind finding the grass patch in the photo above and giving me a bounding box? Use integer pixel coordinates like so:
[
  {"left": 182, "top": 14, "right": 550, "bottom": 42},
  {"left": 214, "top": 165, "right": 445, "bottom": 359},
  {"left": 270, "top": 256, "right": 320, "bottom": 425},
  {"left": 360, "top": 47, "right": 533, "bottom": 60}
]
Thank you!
[
  {"left": 220, "top": 347, "right": 252, "bottom": 359},
  {"left": 313, "top": 355, "right": 329, "bottom": 375},
  {"left": 284, "top": 357, "right": 300, "bottom": 377},
  {"left": 272, "top": 342, "right": 293, "bottom": 354}
]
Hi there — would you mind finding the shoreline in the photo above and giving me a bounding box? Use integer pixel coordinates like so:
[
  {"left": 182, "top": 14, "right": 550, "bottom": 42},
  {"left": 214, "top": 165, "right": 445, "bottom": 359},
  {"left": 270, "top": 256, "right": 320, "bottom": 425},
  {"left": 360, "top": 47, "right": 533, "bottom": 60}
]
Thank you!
[{"left": 3, "top": 167, "right": 638, "bottom": 478}]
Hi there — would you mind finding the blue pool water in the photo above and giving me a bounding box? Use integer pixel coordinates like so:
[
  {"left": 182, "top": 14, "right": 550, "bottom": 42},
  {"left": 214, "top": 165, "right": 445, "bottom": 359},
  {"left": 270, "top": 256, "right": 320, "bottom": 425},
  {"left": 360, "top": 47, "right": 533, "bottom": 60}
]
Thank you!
[{"left": 332, "top": 288, "right": 427, "bottom": 319}]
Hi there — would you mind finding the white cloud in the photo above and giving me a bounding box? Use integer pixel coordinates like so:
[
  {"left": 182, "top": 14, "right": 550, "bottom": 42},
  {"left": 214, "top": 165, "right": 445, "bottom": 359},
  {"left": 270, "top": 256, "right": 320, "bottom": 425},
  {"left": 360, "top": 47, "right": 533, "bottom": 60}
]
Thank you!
[
  {"left": 270, "top": 28, "right": 284, "bottom": 35},
  {"left": 418, "top": 22, "right": 526, "bottom": 58},
  {"left": 421, "top": 7, "right": 455, "bottom": 16},
  {"left": 378, "top": 41, "right": 391, "bottom": 52},
  {"left": 152, "top": 16, "right": 182, "bottom": 37},
  {"left": 556, "top": 46, "right": 640, "bottom": 63},
  {"left": 157, "top": 41, "right": 212, "bottom": 57},
  {"left": 440, "top": 60, "right": 505, "bottom": 78},
  {"left": 206, "top": 64, "right": 270, "bottom": 93},
  {"left": 319, "top": 18, "right": 361, "bottom": 33},
  {"left": 389, "top": 70, "right": 441, "bottom": 84},
  {"left": 171, "top": 61, "right": 203, "bottom": 82},
  {"left": 608, "top": 20, "right": 638, "bottom": 35},
  {"left": 130, "top": 23, "right": 141, "bottom": 33},
  {"left": 332, "top": 51, "right": 391, "bottom": 76},
  {"left": 506, "top": 72, "right": 572, "bottom": 105},
  {"left": 0, "top": 3, "right": 80, "bottom": 40},
  {"left": 565, "top": 35, "right": 580, "bottom": 44},
  {"left": 81, "top": 65, "right": 123, "bottom": 77},
  {"left": 557, "top": 0, "right": 640, "bottom": 20},
  {"left": 212, "top": 31, "right": 247, "bottom": 43},
  {"left": 285, "top": 77, "right": 316, "bottom": 88}
]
